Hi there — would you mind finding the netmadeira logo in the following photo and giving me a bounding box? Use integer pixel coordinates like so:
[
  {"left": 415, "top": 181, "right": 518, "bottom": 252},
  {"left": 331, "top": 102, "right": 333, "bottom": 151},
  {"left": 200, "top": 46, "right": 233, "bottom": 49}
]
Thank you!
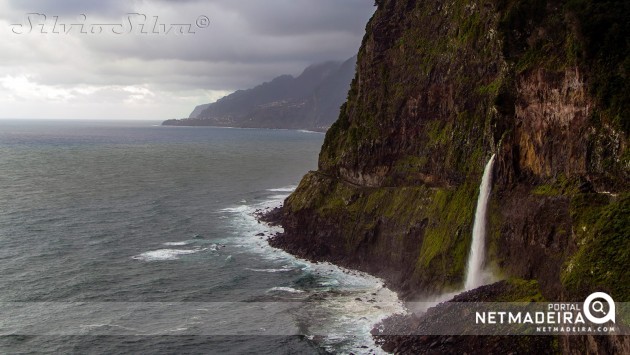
[
  {"left": 475, "top": 292, "right": 617, "bottom": 334},
  {"left": 583, "top": 292, "right": 616, "bottom": 325}
]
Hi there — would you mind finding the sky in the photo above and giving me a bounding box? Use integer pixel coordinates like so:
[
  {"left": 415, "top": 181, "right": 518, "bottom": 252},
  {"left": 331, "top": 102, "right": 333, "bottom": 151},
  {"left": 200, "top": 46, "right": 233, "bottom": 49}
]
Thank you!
[{"left": 0, "top": 0, "right": 375, "bottom": 120}]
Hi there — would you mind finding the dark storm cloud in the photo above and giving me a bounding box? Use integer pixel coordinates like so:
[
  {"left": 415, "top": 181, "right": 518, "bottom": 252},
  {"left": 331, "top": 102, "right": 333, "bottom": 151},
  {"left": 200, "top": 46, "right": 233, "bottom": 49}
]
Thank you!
[
  {"left": 0, "top": 0, "right": 375, "bottom": 119},
  {"left": 208, "top": 0, "right": 373, "bottom": 35},
  {"left": 8, "top": 0, "right": 373, "bottom": 36},
  {"left": 8, "top": 0, "right": 127, "bottom": 17}
]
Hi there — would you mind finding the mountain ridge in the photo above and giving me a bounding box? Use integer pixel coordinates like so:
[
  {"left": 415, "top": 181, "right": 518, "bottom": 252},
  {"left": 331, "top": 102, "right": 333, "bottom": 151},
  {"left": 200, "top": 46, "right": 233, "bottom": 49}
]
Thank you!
[{"left": 163, "top": 57, "right": 356, "bottom": 131}]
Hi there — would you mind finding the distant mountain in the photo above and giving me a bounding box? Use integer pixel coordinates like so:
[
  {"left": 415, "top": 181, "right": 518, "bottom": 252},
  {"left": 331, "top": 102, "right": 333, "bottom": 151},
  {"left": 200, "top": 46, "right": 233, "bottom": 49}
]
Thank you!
[
  {"left": 163, "top": 56, "right": 356, "bottom": 131},
  {"left": 188, "top": 103, "right": 211, "bottom": 119}
]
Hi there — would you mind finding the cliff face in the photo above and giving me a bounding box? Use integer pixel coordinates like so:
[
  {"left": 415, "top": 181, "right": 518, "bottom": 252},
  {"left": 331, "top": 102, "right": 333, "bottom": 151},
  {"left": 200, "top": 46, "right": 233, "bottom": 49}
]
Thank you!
[
  {"left": 273, "top": 0, "right": 629, "bottom": 308},
  {"left": 274, "top": 0, "right": 505, "bottom": 297},
  {"left": 270, "top": 1, "right": 628, "bottom": 352},
  {"left": 163, "top": 57, "right": 356, "bottom": 131}
]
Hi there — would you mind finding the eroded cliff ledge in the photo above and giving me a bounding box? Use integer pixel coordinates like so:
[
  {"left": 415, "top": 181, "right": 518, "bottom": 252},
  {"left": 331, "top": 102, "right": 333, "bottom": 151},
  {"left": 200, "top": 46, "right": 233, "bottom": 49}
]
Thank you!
[{"left": 269, "top": 0, "right": 628, "bottom": 351}]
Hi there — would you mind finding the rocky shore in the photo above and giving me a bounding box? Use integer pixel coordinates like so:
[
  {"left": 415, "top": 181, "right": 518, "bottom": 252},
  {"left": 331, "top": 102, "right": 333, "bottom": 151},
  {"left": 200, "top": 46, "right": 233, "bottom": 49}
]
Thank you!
[
  {"left": 372, "top": 281, "right": 554, "bottom": 354},
  {"left": 263, "top": 207, "right": 554, "bottom": 353}
]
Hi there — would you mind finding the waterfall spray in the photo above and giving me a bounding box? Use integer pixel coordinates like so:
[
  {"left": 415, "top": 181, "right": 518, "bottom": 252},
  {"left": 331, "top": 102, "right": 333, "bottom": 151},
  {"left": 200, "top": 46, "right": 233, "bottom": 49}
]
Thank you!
[{"left": 464, "top": 154, "right": 496, "bottom": 291}]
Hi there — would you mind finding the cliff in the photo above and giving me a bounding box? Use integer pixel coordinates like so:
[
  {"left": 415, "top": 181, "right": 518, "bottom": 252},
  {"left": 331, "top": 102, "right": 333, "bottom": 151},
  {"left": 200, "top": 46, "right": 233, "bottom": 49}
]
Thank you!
[
  {"left": 269, "top": 0, "right": 629, "bottom": 353},
  {"left": 163, "top": 57, "right": 356, "bottom": 131}
]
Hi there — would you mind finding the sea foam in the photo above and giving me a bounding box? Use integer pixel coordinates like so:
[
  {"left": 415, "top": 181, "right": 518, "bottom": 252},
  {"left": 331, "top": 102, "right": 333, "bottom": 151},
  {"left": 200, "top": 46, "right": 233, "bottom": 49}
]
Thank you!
[
  {"left": 218, "top": 185, "right": 407, "bottom": 354},
  {"left": 132, "top": 248, "right": 202, "bottom": 261}
]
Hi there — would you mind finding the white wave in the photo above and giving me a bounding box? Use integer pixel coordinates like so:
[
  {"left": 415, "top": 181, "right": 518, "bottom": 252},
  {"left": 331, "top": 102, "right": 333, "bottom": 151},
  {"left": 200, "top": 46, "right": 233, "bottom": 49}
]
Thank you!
[
  {"left": 318, "top": 279, "right": 340, "bottom": 287},
  {"left": 267, "top": 186, "right": 297, "bottom": 192},
  {"left": 217, "top": 189, "right": 407, "bottom": 354},
  {"left": 297, "top": 130, "right": 325, "bottom": 134},
  {"left": 247, "top": 268, "right": 293, "bottom": 273},
  {"left": 169, "top": 327, "right": 189, "bottom": 332},
  {"left": 132, "top": 248, "right": 200, "bottom": 262},
  {"left": 268, "top": 287, "right": 305, "bottom": 294},
  {"left": 219, "top": 205, "right": 249, "bottom": 213},
  {"left": 163, "top": 241, "right": 192, "bottom": 246}
]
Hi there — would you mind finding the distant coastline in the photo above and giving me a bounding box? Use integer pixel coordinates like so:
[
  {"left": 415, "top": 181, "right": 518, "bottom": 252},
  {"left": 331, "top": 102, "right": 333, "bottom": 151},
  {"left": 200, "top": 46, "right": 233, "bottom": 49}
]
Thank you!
[
  {"left": 161, "top": 119, "right": 328, "bottom": 133},
  {"left": 163, "top": 57, "right": 356, "bottom": 132}
]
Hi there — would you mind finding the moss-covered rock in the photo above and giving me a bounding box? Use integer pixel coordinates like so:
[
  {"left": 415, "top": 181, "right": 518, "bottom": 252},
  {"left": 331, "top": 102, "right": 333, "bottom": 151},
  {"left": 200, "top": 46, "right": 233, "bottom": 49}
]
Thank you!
[
  {"left": 274, "top": 171, "right": 481, "bottom": 295},
  {"left": 562, "top": 193, "right": 630, "bottom": 301}
]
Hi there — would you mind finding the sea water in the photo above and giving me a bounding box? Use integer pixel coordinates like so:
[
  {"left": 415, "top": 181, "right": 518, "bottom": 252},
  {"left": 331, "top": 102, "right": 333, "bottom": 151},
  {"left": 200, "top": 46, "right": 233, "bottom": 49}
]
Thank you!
[{"left": 0, "top": 120, "right": 404, "bottom": 354}]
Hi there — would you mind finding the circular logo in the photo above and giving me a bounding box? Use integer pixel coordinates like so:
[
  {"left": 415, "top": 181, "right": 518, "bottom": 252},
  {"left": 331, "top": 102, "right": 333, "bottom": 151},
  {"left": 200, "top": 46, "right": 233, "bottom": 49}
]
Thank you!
[
  {"left": 583, "top": 292, "right": 616, "bottom": 324},
  {"left": 196, "top": 15, "right": 210, "bottom": 29}
]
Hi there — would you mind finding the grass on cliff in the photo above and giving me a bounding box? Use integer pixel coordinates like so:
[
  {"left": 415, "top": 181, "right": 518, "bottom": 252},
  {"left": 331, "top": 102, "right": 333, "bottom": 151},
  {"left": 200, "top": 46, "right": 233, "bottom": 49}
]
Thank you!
[
  {"left": 415, "top": 183, "right": 478, "bottom": 284},
  {"left": 286, "top": 169, "right": 487, "bottom": 292},
  {"left": 531, "top": 174, "right": 583, "bottom": 196},
  {"left": 562, "top": 193, "right": 630, "bottom": 301}
]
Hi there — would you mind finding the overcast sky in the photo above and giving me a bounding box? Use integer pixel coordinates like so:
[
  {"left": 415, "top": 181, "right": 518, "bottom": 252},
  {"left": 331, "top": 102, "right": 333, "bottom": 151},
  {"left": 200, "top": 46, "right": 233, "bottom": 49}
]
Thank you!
[{"left": 0, "top": 0, "right": 374, "bottom": 120}]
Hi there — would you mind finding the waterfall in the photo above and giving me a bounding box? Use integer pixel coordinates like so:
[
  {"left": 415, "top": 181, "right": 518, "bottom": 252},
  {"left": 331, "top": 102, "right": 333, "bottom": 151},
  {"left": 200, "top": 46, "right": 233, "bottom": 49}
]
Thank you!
[{"left": 464, "top": 154, "right": 496, "bottom": 291}]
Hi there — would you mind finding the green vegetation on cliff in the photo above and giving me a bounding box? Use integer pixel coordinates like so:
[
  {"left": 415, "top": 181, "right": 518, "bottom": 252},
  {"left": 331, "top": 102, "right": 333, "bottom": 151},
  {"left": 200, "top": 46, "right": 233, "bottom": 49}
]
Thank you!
[
  {"left": 282, "top": 0, "right": 508, "bottom": 295},
  {"left": 320, "top": 0, "right": 502, "bottom": 183},
  {"left": 284, "top": 171, "right": 480, "bottom": 292},
  {"left": 563, "top": 194, "right": 630, "bottom": 301},
  {"left": 278, "top": 0, "right": 629, "bottom": 308}
]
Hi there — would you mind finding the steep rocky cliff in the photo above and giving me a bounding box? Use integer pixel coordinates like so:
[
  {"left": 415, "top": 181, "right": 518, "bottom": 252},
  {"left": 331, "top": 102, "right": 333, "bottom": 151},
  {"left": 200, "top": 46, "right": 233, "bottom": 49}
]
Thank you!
[{"left": 270, "top": 0, "right": 628, "bottom": 352}]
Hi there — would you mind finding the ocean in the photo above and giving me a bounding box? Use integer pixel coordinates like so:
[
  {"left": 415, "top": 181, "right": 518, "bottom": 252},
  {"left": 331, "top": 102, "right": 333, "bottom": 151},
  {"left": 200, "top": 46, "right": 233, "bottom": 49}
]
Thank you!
[{"left": 0, "top": 120, "right": 404, "bottom": 354}]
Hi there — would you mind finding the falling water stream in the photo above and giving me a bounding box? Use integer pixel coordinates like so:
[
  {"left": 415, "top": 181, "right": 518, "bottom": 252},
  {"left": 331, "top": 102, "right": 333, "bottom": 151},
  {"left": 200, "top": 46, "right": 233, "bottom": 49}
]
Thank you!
[
  {"left": 464, "top": 154, "right": 496, "bottom": 290},
  {"left": 411, "top": 155, "right": 498, "bottom": 314}
]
